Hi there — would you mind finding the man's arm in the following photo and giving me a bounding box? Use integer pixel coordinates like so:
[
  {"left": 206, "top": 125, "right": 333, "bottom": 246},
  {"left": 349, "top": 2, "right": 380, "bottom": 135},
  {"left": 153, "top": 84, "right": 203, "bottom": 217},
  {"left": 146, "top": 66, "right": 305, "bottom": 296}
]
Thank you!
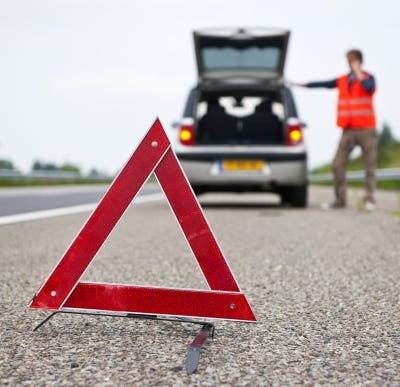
[
  {"left": 292, "top": 75, "right": 375, "bottom": 93},
  {"left": 290, "top": 79, "right": 337, "bottom": 88},
  {"left": 305, "top": 79, "right": 337, "bottom": 88},
  {"left": 349, "top": 60, "right": 376, "bottom": 93},
  {"left": 360, "top": 75, "right": 375, "bottom": 93}
]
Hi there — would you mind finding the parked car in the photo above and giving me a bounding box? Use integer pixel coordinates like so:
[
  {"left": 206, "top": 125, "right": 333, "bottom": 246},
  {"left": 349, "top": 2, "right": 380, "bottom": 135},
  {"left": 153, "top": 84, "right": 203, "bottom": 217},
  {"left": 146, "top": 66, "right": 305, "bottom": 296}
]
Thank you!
[{"left": 172, "top": 27, "right": 308, "bottom": 207}]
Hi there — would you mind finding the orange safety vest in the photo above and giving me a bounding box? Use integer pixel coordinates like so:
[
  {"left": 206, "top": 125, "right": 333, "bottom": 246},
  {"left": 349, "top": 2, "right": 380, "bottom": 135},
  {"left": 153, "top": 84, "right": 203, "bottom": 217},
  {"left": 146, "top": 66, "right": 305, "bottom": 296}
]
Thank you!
[{"left": 336, "top": 73, "right": 376, "bottom": 129}]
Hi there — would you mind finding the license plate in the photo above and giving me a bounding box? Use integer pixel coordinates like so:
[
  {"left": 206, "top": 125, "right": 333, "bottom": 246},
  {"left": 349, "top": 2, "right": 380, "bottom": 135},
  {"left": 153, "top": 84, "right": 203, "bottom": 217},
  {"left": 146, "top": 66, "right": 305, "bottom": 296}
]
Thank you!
[{"left": 221, "top": 160, "right": 265, "bottom": 172}]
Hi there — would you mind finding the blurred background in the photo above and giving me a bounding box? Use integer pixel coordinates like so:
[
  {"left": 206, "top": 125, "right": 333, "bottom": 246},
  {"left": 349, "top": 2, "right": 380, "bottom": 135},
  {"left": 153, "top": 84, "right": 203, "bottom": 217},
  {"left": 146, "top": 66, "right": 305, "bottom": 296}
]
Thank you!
[{"left": 0, "top": 0, "right": 398, "bottom": 177}]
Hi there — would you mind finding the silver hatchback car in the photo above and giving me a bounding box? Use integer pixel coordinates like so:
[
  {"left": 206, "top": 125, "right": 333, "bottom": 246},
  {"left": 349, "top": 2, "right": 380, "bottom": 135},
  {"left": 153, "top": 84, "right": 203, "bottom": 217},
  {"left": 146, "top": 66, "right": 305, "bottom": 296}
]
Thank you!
[{"left": 172, "top": 28, "right": 308, "bottom": 207}]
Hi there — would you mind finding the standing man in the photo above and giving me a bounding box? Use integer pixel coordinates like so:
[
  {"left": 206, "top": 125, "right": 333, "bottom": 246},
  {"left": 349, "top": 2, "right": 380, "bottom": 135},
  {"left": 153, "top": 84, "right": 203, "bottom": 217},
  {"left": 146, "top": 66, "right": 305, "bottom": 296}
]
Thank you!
[{"left": 292, "top": 49, "right": 377, "bottom": 210}]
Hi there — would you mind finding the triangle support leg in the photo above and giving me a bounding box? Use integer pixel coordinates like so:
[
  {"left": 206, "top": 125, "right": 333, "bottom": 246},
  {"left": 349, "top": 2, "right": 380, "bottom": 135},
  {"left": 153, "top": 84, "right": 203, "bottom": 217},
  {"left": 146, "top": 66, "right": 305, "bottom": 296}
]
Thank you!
[
  {"left": 185, "top": 323, "right": 214, "bottom": 374},
  {"left": 33, "top": 309, "right": 215, "bottom": 374}
]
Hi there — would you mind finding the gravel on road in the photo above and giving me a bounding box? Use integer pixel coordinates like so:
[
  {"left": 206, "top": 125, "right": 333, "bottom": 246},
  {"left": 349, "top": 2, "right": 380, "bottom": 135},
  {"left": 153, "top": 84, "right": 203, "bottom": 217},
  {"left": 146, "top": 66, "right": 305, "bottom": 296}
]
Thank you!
[{"left": 1, "top": 186, "right": 399, "bottom": 386}]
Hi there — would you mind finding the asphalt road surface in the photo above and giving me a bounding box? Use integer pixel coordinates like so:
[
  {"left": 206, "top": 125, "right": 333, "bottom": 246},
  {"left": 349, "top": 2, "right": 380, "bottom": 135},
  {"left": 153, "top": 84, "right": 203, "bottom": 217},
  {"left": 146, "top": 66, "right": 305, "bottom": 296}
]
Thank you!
[
  {"left": 0, "top": 184, "right": 161, "bottom": 216},
  {"left": 1, "top": 186, "right": 399, "bottom": 385}
]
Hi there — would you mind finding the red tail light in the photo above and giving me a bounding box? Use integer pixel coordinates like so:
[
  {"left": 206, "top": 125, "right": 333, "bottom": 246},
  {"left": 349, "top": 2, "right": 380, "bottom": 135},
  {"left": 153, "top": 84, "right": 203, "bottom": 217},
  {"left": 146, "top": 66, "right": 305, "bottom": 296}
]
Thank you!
[
  {"left": 286, "top": 118, "right": 303, "bottom": 146},
  {"left": 179, "top": 123, "right": 194, "bottom": 146}
]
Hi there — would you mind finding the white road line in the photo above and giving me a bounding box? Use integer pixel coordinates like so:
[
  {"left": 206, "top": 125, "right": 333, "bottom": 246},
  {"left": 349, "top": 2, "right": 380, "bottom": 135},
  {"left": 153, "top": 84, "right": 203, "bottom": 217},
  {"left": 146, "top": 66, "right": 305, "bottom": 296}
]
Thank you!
[{"left": 0, "top": 193, "right": 163, "bottom": 226}]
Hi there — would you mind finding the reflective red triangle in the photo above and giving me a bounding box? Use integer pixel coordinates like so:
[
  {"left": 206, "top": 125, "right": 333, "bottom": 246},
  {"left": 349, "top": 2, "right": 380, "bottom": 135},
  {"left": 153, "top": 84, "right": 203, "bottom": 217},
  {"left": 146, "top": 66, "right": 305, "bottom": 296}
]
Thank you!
[{"left": 30, "top": 119, "right": 256, "bottom": 322}]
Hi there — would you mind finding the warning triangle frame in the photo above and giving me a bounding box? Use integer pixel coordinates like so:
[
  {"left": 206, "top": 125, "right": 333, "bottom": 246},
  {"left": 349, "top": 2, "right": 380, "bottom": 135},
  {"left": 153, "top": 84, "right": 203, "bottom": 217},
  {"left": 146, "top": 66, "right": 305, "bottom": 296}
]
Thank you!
[{"left": 30, "top": 119, "right": 256, "bottom": 322}]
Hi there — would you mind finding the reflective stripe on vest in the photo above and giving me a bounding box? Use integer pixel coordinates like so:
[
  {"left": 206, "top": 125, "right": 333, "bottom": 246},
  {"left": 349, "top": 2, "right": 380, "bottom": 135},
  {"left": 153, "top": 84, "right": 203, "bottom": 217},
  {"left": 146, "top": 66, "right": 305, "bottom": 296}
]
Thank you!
[
  {"left": 338, "top": 97, "right": 373, "bottom": 105},
  {"left": 338, "top": 110, "right": 375, "bottom": 116}
]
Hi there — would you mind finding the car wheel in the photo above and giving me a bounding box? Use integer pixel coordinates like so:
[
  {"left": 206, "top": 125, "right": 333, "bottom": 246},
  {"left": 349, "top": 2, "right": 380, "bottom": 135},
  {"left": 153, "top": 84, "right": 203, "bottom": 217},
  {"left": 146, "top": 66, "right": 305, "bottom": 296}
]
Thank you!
[
  {"left": 192, "top": 186, "right": 205, "bottom": 196},
  {"left": 280, "top": 185, "right": 308, "bottom": 208}
]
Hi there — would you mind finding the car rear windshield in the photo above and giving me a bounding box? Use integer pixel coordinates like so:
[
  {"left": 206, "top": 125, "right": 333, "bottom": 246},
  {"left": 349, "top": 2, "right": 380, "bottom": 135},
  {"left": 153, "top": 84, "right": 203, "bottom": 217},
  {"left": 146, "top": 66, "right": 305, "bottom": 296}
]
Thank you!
[
  {"left": 195, "top": 95, "right": 285, "bottom": 145},
  {"left": 202, "top": 47, "right": 281, "bottom": 71}
]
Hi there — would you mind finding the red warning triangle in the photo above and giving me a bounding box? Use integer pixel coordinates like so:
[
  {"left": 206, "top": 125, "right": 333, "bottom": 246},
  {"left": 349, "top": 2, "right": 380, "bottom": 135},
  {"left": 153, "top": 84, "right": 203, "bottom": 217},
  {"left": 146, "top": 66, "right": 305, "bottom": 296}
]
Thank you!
[{"left": 30, "top": 119, "right": 256, "bottom": 322}]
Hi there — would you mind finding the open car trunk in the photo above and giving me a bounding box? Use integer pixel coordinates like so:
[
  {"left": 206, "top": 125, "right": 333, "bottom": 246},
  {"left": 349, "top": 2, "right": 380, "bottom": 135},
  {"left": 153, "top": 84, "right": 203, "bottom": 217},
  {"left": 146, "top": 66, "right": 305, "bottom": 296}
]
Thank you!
[
  {"left": 194, "top": 28, "right": 290, "bottom": 81},
  {"left": 195, "top": 91, "right": 286, "bottom": 146}
]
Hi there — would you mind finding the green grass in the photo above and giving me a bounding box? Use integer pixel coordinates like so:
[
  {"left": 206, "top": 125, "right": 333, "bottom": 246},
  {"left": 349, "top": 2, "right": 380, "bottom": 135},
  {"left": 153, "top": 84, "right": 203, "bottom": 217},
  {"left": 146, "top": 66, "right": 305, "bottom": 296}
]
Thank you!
[
  {"left": 0, "top": 178, "right": 112, "bottom": 187},
  {"left": 0, "top": 174, "right": 158, "bottom": 188}
]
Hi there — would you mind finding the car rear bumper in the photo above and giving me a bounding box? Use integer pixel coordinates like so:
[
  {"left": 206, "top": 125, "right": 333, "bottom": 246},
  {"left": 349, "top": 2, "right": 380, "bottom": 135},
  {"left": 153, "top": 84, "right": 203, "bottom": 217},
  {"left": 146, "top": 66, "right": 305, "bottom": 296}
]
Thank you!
[{"left": 176, "top": 151, "right": 308, "bottom": 190}]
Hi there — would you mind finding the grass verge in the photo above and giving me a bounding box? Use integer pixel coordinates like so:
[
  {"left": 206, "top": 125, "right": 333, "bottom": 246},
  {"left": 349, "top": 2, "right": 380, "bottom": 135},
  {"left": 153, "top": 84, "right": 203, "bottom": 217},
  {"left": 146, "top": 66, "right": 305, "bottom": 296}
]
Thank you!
[{"left": 0, "top": 179, "right": 113, "bottom": 187}]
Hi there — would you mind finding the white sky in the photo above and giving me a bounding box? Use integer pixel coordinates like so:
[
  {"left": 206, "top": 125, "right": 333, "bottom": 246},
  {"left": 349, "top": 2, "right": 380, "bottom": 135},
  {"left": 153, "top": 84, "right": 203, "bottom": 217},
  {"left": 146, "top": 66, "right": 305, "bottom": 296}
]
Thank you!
[{"left": 1, "top": 0, "right": 399, "bottom": 174}]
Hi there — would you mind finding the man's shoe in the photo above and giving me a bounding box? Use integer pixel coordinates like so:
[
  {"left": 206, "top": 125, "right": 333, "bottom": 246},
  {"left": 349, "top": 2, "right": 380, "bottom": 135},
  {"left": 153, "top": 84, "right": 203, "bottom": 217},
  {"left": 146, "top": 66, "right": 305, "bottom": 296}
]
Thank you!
[
  {"left": 363, "top": 200, "right": 375, "bottom": 212},
  {"left": 321, "top": 201, "right": 346, "bottom": 210}
]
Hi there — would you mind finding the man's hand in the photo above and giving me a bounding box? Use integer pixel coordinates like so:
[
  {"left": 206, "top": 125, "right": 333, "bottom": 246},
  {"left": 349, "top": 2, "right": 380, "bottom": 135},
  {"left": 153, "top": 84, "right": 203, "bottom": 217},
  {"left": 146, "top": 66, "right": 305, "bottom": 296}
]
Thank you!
[
  {"left": 288, "top": 81, "right": 307, "bottom": 87},
  {"left": 349, "top": 59, "right": 365, "bottom": 80}
]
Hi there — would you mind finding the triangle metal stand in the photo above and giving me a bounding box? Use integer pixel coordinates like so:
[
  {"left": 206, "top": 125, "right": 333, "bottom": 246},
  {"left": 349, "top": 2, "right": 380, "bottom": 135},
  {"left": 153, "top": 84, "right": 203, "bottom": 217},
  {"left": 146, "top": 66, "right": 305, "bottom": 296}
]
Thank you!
[{"left": 33, "top": 311, "right": 215, "bottom": 374}]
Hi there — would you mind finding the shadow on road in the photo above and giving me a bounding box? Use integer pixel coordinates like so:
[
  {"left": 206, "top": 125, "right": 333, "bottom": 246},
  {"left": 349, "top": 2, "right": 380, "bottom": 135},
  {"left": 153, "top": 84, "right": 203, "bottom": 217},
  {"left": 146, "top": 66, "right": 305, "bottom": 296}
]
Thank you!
[
  {"left": 200, "top": 201, "right": 282, "bottom": 210},
  {"left": 197, "top": 192, "right": 288, "bottom": 212}
]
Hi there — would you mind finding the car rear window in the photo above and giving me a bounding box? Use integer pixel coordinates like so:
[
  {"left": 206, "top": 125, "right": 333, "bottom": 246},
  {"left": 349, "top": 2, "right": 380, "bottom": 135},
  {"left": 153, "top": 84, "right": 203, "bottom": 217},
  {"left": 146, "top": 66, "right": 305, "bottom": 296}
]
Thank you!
[{"left": 202, "top": 47, "right": 281, "bottom": 71}]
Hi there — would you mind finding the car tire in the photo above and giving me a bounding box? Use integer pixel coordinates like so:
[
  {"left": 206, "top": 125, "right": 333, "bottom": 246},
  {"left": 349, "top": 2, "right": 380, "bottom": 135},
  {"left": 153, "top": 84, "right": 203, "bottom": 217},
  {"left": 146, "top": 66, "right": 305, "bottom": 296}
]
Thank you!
[
  {"left": 192, "top": 186, "right": 205, "bottom": 196},
  {"left": 280, "top": 184, "right": 308, "bottom": 208}
]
